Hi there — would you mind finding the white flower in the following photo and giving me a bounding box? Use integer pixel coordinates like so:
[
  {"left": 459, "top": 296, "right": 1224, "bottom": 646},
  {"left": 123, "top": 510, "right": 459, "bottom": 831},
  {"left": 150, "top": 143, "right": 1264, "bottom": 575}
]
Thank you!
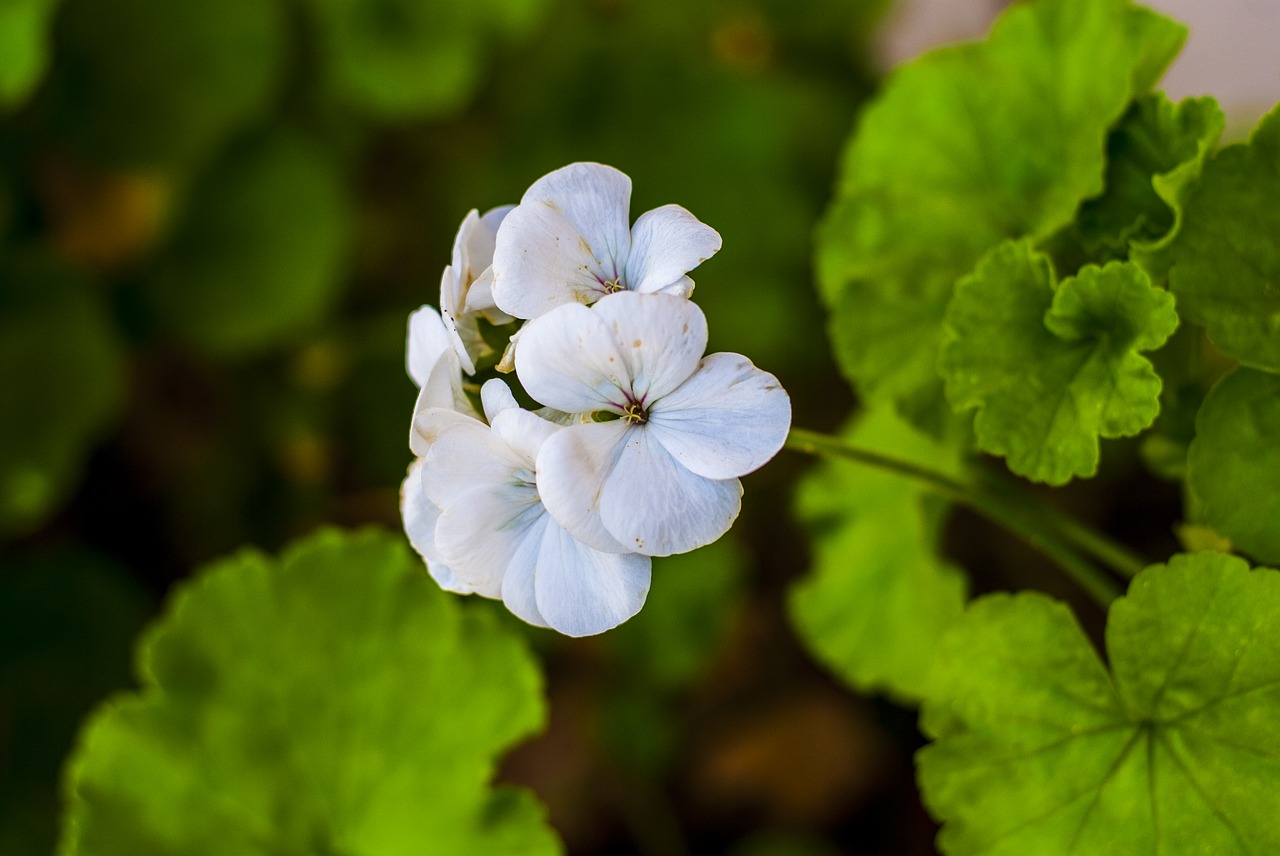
[
  {"left": 418, "top": 379, "right": 651, "bottom": 636},
  {"left": 490, "top": 163, "right": 722, "bottom": 320},
  {"left": 405, "top": 304, "right": 475, "bottom": 417},
  {"left": 515, "top": 291, "right": 791, "bottom": 557},
  {"left": 440, "top": 205, "right": 515, "bottom": 374},
  {"left": 401, "top": 305, "right": 479, "bottom": 592}
]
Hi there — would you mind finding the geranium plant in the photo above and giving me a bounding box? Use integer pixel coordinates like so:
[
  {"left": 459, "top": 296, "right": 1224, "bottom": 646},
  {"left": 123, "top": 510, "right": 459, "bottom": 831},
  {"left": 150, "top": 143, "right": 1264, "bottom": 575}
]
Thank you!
[{"left": 45, "top": 0, "right": 1280, "bottom": 853}]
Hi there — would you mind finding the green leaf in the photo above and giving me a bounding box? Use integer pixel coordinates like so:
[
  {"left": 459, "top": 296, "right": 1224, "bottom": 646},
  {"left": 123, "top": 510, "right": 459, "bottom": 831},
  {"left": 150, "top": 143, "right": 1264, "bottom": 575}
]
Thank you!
[
  {"left": 61, "top": 528, "right": 561, "bottom": 856},
  {"left": 49, "top": 0, "right": 286, "bottom": 167},
  {"left": 817, "top": 0, "right": 1183, "bottom": 430},
  {"left": 0, "top": 252, "right": 125, "bottom": 536},
  {"left": 789, "top": 407, "right": 967, "bottom": 703},
  {"left": 1137, "top": 323, "right": 1209, "bottom": 481},
  {"left": 919, "top": 552, "right": 1280, "bottom": 855},
  {"left": 1187, "top": 368, "right": 1280, "bottom": 564},
  {"left": 940, "top": 241, "right": 1178, "bottom": 485},
  {"left": 1141, "top": 105, "right": 1280, "bottom": 370},
  {"left": 312, "top": 0, "right": 549, "bottom": 119},
  {"left": 1073, "top": 94, "right": 1223, "bottom": 259},
  {"left": 0, "top": 0, "right": 59, "bottom": 107},
  {"left": 142, "top": 131, "right": 351, "bottom": 356}
]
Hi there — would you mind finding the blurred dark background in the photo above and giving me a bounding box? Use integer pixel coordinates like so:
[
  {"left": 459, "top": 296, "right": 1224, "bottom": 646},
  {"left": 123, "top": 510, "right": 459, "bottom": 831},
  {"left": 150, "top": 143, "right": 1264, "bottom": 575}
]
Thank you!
[{"left": 10, "top": 0, "right": 1267, "bottom": 853}]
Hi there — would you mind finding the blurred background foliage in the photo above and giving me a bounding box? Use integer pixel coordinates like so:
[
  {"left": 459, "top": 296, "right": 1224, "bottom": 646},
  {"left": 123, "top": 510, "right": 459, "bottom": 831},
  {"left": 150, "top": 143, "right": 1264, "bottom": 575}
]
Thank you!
[{"left": 0, "top": 0, "right": 1001, "bottom": 852}]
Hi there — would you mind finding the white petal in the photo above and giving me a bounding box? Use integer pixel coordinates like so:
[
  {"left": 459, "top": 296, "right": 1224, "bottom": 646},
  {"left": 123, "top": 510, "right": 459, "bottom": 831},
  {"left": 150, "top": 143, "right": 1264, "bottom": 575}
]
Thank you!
[
  {"left": 490, "top": 196, "right": 615, "bottom": 319},
  {"left": 449, "top": 209, "right": 482, "bottom": 277},
  {"left": 439, "top": 266, "right": 479, "bottom": 375},
  {"left": 409, "top": 398, "right": 476, "bottom": 457},
  {"left": 598, "top": 427, "right": 742, "bottom": 557},
  {"left": 532, "top": 521, "right": 651, "bottom": 636},
  {"left": 522, "top": 163, "right": 633, "bottom": 269},
  {"left": 624, "top": 204, "right": 721, "bottom": 295},
  {"left": 400, "top": 459, "right": 474, "bottom": 594},
  {"left": 491, "top": 407, "right": 560, "bottom": 465},
  {"left": 515, "top": 302, "right": 629, "bottom": 414},
  {"left": 655, "top": 275, "right": 695, "bottom": 299},
  {"left": 535, "top": 420, "right": 632, "bottom": 553},
  {"left": 500, "top": 530, "right": 550, "bottom": 629},
  {"left": 435, "top": 483, "right": 540, "bottom": 599},
  {"left": 647, "top": 352, "right": 791, "bottom": 480},
  {"left": 462, "top": 267, "right": 515, "bottom": 325},
  {"left": 481, "top": 378, "right": 519, "bottom": 421},
  {"left": 408, "top": 305, "right": 475, "bottom": 420},
  {"left": 457, "top": 206, "right": 511, "bottom": 282},
  {"left": 479, "top": 204, "right": 515, "bottom": 234},
  {"left": 421, "top": 417, "right": 526, "bottom": 510},
  {"left": 406, "top": 305, "right": 453, "bottom": 388},
  {"left": 591, "top": 291, "right": 708, "bottom": 402}
]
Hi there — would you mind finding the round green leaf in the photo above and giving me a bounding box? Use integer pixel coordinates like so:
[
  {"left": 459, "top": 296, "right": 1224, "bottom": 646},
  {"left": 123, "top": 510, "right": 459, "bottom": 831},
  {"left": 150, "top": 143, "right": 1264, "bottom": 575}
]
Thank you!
[
  {"left": 919, "top": 552, "right": 1280, "bottom": 855},
  {"left": 1187, "top": 368, "right": 1280, "bottom": 564},
  {"left": 61, "top": 528, "right": 560, "bottom": 856},
  {"left": 817, "top": 0, "right": 1184, "bottom": 430},
  {"left": 142, "top": 131, "right": 351, "bottom": 356},
  {"left": 49, "top": 0, "right": 286, "bottom": 167},
  {"left": 1143, "top": 105, "right": 1280, "bottom": 371},
  {"left": 940, "top": 242, "right": 1178, "bottom": 484},
  {"left": 0, "top": 252, "right": 125, "bottom": 536},
  {"left": 1073, "top": 93, "right": 1223, "bottom": 259}
]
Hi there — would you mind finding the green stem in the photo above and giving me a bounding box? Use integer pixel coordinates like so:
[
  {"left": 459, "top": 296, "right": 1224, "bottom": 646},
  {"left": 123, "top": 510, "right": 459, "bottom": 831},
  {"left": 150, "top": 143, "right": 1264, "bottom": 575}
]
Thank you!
[
  {"left": 972, "top": 467, "right": 1149, "bottom": 578},
  {"left": 785, "top": 428, "right": 1124, "bottom": 607}
]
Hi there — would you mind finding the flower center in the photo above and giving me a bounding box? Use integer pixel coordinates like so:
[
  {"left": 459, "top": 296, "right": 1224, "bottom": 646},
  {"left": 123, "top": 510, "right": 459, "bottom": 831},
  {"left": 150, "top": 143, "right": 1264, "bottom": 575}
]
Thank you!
[
  {"left": 602, "top": 276, "right": 625, "bottom": 294},
  {"left": 621, "top": 402, "right": 647, "bottom": 424}
]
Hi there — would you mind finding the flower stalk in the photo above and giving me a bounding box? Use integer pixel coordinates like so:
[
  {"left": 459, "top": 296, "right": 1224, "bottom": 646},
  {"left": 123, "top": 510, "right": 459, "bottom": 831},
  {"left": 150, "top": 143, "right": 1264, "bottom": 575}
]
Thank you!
[{"left": 785, "top": 427, "right": 1143, "bottom": 608}]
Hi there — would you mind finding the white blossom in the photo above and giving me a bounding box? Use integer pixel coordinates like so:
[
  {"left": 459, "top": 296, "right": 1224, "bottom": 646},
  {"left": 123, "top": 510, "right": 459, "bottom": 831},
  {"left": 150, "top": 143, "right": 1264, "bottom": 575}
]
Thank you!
[
  {"left": 418, "top": 380, "right": 651, "bottom": 636},
  {"left": 440, "top": 205, "right": 515, "bottom": 374},
  {"left": 490, "top": 163, "right": 721, "bottom": 320},
  {"left": 515, "top": 291, "right": 791, "bottom": 557},
  {"left": 402, "top": 162, "right": 791, "bottom": 636},
  {"left": 401, "top": 305, "right": 479, "bottom": 593}
]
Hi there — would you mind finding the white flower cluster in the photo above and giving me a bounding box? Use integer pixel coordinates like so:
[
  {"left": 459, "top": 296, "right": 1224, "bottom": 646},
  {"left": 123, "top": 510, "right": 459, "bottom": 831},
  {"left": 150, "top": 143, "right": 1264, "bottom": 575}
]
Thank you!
[{"left": 401, "top": 163, "right": 791, "bottom": 636}]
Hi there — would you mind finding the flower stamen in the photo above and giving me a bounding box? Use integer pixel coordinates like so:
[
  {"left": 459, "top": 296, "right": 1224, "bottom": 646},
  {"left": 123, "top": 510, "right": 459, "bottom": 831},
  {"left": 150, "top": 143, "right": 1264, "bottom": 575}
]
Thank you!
[{"left": 621, "top": 402, "right": 647, "bottom": 424}]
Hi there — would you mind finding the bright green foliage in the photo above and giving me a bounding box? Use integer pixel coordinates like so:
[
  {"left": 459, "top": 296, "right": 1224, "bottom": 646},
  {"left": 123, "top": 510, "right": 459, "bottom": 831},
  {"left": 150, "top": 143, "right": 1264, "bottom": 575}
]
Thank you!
[
  {"left": 790, "top": 407, "right": 967, "bottom": 703},
  {"left": 311, "top": 0, "right": 548, "bottom": 119},
  {"left": 0, "top": 549, "right": 151, "bottom": 855},
  {"left": 142, "top": 131, "right": 351, "bottom": 356},
  {"left": 1074, "top": 94, "right": 1223, "bottom": 259},
  {"left": 49, "top": 0, "right": 285, "bottom": 168},
  {"left": 1144, "top": 105, "right": 1280, "bottom": 370},
  {"left": 1137, "top": 323, "right": 1207, "bottom": 482},
  {"left": 0, "top": 0, "right": 59, "bottom": 107},
  {"left": 1188, "top": 369, "right": 1280, "bottom": 564},
  {"left": 919, "top": 553, "right": 1280, "bottom": 855},
  {"left": 817, "top": 0, "right": 1183, "bottom": 431},
  {"left": 940, "top": 241, "right": 1178, "bottom": 485},
  {"left": 61, "top": 528, "right": 560, "bottom": 856},
  {"left": 0, "top": 253, "right": 124, "bottom": 536}
]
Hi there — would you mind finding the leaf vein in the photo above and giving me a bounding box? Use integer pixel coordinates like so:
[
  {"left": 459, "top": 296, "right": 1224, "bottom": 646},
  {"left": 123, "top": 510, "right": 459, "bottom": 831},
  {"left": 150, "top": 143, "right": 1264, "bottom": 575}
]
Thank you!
[{"left": 1155, "top": 729, "right": 1253, "bottom": 854}]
